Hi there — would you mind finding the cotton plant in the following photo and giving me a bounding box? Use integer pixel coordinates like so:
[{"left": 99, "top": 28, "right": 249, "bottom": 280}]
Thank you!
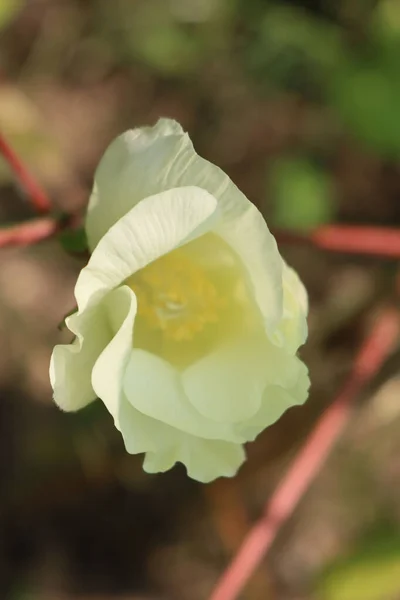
[{"left": 50, "top": 119, "right": 309, "bottom": 483}]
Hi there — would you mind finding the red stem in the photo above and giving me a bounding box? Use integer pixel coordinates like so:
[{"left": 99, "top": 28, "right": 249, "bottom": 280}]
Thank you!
[
  {"left": 275, "top": 225, "right": 400, "bottom": 258},
  {"left": 0, "top": 132, "right": 52, "bottom": 213},
  {"left": 0, "top": 217, "right": 60, "bottom": 248},
  {"left": 209, "top": 307, "right": 400, "bottom": 600}
]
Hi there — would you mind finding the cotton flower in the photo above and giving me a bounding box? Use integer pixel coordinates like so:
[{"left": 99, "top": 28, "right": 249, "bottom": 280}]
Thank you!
[{"left": 50, "top": 118, "right": 309, "bottom": 483}]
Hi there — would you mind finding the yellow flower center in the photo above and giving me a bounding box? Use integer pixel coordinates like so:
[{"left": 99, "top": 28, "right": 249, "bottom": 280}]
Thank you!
[
  {"left": 125, "top": 234, "right": 260, "bottom": 368},
  {"left": 127, "top": 251, "right": 225, "bottom": 342}
]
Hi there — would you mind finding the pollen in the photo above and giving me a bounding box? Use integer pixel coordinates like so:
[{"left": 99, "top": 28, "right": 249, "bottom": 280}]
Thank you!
[
  {"left": 126, "top": 249, "right": 226, "bottom": 342},
  {"left": 124, "top": 234, "right": 262, "bottom": 368}
]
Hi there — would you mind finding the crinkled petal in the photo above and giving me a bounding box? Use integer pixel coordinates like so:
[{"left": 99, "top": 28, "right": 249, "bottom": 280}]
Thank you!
[
  {"left": 76, "top": 186, "right": 219, "bottom": 312},
  {"left": 86, "top": 119, "right": 186, "bottom": 248},
  {"left": 142, "top": 446, "right": 178, "bottom": 476},
  {"left": 123, "top": 349, "right": 242, "bottom": 442},
  {"left": 182, "top": 337, "right": 267, "bottom": 423},
  {"left": 183, "top": 334, "right": 305, "bottom": 424},
  {"left": 91, "top": 285, "right": 137, "bottom": 425},
  {"left": 143, "top": 436, "right": 246, "bottom": 483},
  {"left": 50, "top": 306, "right": 111, "bottom": 411},
  {"left": 237, "top": 360, "right": 310, "bottom": 441},
  {"left": 278, "top": 261, "right": 309, "bottom": 354},
  {"left": 91, "top": 285, "right": 179, "bottom": 454},
  {"left": 216, "top": 206, "right": 284, "bottom": 334},
  {"left": 86, "top": 118, "right": 251, "bottom": 250},
  {"left": 118, "top": 395, "right": 177, "bottom": 455}
]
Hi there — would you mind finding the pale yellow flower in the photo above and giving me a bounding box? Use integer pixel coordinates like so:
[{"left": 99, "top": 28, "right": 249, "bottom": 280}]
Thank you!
[{"left": 50, "top": 119, "right": 309, "bottom": 483}]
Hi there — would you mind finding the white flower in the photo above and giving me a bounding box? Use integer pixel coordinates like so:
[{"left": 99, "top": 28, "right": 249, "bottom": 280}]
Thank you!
[{"left": 50, "top": 119, "right": 309, "bottom": 483}]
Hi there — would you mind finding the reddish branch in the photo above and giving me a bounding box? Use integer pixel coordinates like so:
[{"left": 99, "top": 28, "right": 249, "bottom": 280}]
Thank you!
[
  {"left": 209, "top": 307, "right": 400, "bottom": 600},
  {"left": 0, "top": 217, "right": 60, "bottom": 248},
  {"left": 0, "top": 131, "right": 68, "bottom": 246},
  {"left": 0, "top": 132, "right": 52, "bottom": 213},
  {"left": 275, "top": 225, "right": 400, "bottom": 259}
]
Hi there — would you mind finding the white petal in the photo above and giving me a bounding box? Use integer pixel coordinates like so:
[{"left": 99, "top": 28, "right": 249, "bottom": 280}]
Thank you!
[
  {"left": 143, "top": 436, "right": 246, "bottom": 483},
  {"left": 182, "top": 337, "right": 267, "bottom": 423},
  {"left": 91, "top": 285, "right": 137, "bottom": 424},
  {"left": 85, "top": 119, "right": 250, "bottom": 250},
  {"left": 182, "top": 335, "right": 305, "bottom": 423},
  {"left": 50, "top": 306, "right": 111, "bottom": 411},
  {"left": 216, "top": 205, "right": 284, "bottom": 334},
  {"left": 123, "top": 349, "right": 242, "bottom": 442},
  {"left": 86, "top": 119, "right": 186, "bottom": 248},
  {"left": 118, "top": 395, "right": 177, "bottom": 455},
  {"left": 76, "top": 186, "right": 219, "bottom": 312},
  {"left": 90, "top": 285, "right": 180, "bottom": 454},
  {"left": 277, "top": 261, "right": 309, "bottom": 354},
  {"left": 142, "top": 447, "right": 178, "bottom": 475},
  {"left": 238, "top": 360, "right": 310, "bottom": 441}
]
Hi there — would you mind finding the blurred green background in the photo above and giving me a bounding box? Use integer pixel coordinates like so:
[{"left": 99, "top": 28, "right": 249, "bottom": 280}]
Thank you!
[{"left": 0, "top": 1, "right": 400, "bottom": 599}]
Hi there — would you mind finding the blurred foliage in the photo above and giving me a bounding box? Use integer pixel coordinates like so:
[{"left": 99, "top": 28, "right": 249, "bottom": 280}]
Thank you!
[
  {"left": 94, "top": 0, "right": 234, "bottom": 76},
  {"left": 0, "top": 0, "right": 22, "bottom": 31},
  {"left": 269, "top": 157, "right": 335, "bottom": 229},
  {"left": 318, "top": 527, "right": 400, "bottom": 600},
  {"left": 331, "top": 2, "right": 400, "bottom": 157},
  {"left": 58, "top": 226, "right": 88, "bottom": 255},
  {"left": 2, "top": 0, "right": 399, "bottom": 226},
  {"left": 243, "top": 5, "right": 344, "bottom": 98}
]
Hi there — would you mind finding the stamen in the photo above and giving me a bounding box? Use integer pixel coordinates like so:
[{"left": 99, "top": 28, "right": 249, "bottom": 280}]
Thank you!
[
  {"left": 124, "top": 234, "right": 261, "bottom": 368},
  {"left": 126, "top": 248, "right": 224, "bottom": 341}
]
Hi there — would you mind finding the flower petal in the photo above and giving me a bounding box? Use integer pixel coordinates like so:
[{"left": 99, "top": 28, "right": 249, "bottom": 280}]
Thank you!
[
  {"left": 216, "top": 205, "right": 283, "bottom": 334},
  {"left": 50, "top": 306, "right": 111, "bottom": 411},
  {"left": 123, "top": 349, "right": 242, "bottom": 442},
  {"left": 91, "top": 285, "right": 137, "bottom": 424},
  {"left": 238, "top": 360, "right": 310, "bottom": 441},
  {"left": 277, "top": 261, "right": 309, "bottom": 353},
  {"left": 118, "top": 395, "right": 177, "bottom": 455},
  {"left": 143, "top": 436, "right": 246, "bottom": 483},
  {"left": 85, "top": 118, "right": 251, "bottom": 250},
  {"left": 142, "top": 446, "right": 178, "bottom": 476},
  {"left": 76, "top": 186, "right": 219, "bottom": 312},
  {"left": 182, "top": 335, "right": 305, "bottom": 423},
  {"left": 86, "top": 119, "right": 186, "bottom": 248},
  {"left": 91, "top": 285, "right": 180, "bottom": 454},
  {"left": 182, "top": 337, "right": 267, "bottom": 423}
]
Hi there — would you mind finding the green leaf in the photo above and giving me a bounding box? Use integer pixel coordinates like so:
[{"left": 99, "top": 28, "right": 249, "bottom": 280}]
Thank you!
[
  {"left": 331, "top": 57, "right": 400, "bottom": 156},
  {"left": 97, "top": 0, "right": 204, "bottom": 76},
  {"left": 59, "top": 227, "right": 88, "bottom": 255},
  {"left": 372, "top": 0, "right": 400, "bottom": 52},
  {"left": 318, "top": 529, "right": 400, "bottom": 600},
  {"left": 270, "top": 158, "right": 334, "bottom": 230},
  {"left": 132, "top": 22, "right": 203, "bottom": 75},
  {"left": 245, "top": 5, "right": 344, "bottom": 97}
]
